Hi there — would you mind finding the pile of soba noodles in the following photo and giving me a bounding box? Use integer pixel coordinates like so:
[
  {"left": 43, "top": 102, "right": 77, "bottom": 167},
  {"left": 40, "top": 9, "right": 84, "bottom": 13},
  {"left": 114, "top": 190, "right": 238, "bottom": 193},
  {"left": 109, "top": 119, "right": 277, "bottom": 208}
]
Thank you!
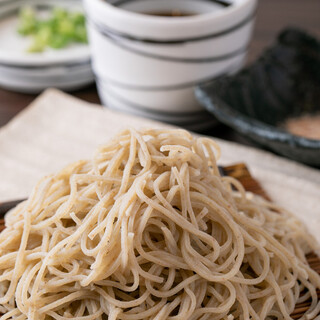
[{"left": 0, "top": 129, "right": 319, "bottom": 320}]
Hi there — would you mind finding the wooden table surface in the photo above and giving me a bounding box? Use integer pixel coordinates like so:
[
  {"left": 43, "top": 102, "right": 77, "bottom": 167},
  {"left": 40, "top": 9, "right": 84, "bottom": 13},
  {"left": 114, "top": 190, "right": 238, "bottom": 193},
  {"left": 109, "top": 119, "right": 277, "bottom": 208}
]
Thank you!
[{"left": 0, "top": 0, "right": 319, "bottom": 148}]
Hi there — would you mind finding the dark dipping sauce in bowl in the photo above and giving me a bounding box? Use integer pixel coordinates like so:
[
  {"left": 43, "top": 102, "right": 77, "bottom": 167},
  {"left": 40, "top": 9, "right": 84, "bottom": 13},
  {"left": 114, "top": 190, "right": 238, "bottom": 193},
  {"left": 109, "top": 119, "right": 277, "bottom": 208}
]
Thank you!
[{"left": 142, "top": 10, "right": 196, "bottom": 17}]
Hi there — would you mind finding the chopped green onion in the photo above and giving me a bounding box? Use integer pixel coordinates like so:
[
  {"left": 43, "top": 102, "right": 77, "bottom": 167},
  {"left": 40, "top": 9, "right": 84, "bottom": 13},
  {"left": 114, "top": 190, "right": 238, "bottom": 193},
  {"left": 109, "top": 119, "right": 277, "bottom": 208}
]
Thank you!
[{"left": 17, "top": 6, "right": 88, "bottom": 53}]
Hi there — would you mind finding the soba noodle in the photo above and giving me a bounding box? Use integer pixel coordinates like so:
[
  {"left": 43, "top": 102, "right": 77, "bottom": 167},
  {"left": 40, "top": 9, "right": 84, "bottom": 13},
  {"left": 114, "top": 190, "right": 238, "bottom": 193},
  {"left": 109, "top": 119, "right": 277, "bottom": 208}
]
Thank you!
[{"left": 0, "top": 129, "right": 319, "bottom": 320}]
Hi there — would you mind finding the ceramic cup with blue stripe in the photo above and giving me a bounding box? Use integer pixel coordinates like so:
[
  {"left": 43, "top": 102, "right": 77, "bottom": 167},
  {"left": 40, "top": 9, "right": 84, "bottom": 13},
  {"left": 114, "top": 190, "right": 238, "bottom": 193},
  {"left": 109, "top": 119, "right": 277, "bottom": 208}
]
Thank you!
[{"left": 84, "top": 0, "right": 257, "bottom": 129}]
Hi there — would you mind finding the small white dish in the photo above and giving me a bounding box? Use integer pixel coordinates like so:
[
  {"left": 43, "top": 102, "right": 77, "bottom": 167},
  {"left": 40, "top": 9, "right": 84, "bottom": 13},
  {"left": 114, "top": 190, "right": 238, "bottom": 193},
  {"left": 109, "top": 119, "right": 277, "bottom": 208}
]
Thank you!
[
  {"left": 0, "top": 0, "right": 90, "bottom": 66},
  {"left": 0, "top": 0, "right": 94, "bottom": 93},
  {"left": 0, "top": 63, "right": 93, "bottom": 93}
]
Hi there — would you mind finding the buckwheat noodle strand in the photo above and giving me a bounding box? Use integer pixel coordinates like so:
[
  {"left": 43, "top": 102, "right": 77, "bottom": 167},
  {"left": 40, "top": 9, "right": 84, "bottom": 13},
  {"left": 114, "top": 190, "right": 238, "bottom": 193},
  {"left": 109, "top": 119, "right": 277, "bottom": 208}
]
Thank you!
[{"left": 0, "top": 129, "right": 319, "bottom": 320}]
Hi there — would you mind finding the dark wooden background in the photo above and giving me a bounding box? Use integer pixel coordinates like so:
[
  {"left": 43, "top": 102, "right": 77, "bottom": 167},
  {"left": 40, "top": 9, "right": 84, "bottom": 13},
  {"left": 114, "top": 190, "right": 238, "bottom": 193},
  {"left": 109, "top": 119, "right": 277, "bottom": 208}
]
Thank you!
[{"left": 0, "top": 0, "right": 319, "bottom": 145}]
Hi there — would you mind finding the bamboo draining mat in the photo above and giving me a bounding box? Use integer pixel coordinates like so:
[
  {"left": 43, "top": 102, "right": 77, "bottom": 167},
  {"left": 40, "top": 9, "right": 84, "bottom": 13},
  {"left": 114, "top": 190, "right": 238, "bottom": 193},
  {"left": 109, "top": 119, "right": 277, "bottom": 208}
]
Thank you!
[{"left": 0, "top": 163, "right": 319, "bottom": 319}]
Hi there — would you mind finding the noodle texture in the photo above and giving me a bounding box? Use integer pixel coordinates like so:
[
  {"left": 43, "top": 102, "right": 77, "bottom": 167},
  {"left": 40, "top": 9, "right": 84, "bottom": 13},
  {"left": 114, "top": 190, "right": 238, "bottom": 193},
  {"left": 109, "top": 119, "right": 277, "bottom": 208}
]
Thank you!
[{"left": 0, "top": 129, "right": 319, "bottom": 320}]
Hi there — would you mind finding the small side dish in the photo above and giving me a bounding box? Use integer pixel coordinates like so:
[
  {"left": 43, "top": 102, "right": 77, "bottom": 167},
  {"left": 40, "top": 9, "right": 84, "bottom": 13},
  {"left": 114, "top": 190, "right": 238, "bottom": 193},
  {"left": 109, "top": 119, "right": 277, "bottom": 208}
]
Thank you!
[
  {"left": 0, "top": 0, "right": 93, "bottom": 93},
  {"left": 196, "top": 28, "right": 320, "bottom": 166}
]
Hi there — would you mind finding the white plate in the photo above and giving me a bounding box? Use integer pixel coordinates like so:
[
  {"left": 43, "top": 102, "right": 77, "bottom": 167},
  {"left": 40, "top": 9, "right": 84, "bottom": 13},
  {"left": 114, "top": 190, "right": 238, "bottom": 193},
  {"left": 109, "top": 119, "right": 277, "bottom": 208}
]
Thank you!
[
  {"left": 0, "top": 74, "right": 94, "bottom": 93},
  {"left": 0, "top": 63, "right": 94, "bottom": 93},
  {"left": 0, "top": 0, "right": 94, "bottom": 92},
  {"left": 0, "top": 0, "right": 90, "bottom": 67}
]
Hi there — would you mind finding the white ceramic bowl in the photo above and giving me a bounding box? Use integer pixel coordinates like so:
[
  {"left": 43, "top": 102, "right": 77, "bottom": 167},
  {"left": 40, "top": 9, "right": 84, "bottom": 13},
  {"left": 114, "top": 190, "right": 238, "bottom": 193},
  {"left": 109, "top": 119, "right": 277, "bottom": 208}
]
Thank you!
[{"left": 84, "top": 0, "right": 257, "bottom": 128}]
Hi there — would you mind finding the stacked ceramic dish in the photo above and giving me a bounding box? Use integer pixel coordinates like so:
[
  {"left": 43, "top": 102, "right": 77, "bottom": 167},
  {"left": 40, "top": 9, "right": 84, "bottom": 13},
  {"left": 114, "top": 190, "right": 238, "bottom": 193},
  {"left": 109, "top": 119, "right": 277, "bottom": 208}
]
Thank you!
[
  {"left": 84, "top": 0, "right": 257, "bottom": 130},
  {"left": 0, "top": 0, "right": 94, "bottom": 93}
]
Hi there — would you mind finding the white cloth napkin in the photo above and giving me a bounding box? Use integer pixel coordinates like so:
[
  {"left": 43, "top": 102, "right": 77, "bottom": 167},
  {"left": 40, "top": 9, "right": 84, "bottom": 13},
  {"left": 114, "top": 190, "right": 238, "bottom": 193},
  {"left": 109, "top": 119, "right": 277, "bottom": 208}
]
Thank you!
[{"left": 0, "top": 89, "right": 319, "bottom": 242}]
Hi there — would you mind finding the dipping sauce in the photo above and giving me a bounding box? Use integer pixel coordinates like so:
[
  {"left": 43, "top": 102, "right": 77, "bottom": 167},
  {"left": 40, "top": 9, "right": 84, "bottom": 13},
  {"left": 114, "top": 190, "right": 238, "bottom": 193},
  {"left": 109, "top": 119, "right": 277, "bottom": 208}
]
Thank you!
[
  {"left": 284, "top": 114, "right": 320, "bottom": 140},
  {"left": 142, "top": 10, "right": 196, "bottom": 17}
]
